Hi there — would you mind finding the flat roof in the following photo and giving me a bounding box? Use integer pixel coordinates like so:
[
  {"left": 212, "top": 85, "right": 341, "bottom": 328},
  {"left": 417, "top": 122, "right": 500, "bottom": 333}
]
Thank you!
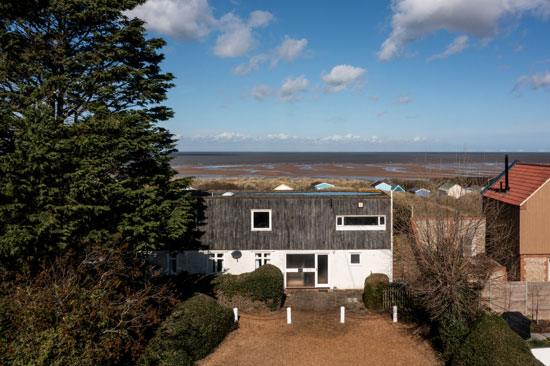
[{"left": 208, "top": 190, "right": 389, "bottom": 198}]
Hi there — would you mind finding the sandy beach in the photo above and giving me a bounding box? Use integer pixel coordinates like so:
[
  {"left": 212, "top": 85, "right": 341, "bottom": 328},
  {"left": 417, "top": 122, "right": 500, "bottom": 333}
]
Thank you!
[{"left": 176, "top": 162, "right": 502, "bottom": 180}]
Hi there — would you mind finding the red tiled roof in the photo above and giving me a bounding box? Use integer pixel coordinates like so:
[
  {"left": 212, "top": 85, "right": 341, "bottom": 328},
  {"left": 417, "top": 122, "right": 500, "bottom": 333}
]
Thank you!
[{"left": 483, "top": 163, "right": 550, "bottom": 206}]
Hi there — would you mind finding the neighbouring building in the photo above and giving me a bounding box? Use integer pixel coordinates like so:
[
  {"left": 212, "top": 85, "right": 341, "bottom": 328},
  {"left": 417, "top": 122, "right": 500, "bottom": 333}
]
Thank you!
[
  {"left": 273, "top": 183, "right": 294, "bottom": 191},
  {"left": 371, "top": 181, "right": 404, "bottom": 192},
  {"left": 314, "top": 182, "right": 335, "bottom": 190},
  {"left": 151, "top": 191, "right": 393, "bottom": 289},
  {"left": 408, "top": 187, "right": 430, "bottom": 198},
  {"left": 438, "top": 183, "right": 466, "bottom": 199},
  {"left": 483, "top": 157, "right": 550, "bottom": 281}
]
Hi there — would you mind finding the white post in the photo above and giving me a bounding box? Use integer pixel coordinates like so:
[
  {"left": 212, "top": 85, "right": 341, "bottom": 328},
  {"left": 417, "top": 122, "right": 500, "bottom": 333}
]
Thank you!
[
  {"left": 233, "top": 308, "right": 238, "bottom": 323},
  {"left": 340, "top": 306, "right": 345, "bottom": 323},
  {"left": 393, "top": 306, "right": 398, "bottom": 323},
  {"left": 287, "top": 307, "right": 292, "bottom": 324}
]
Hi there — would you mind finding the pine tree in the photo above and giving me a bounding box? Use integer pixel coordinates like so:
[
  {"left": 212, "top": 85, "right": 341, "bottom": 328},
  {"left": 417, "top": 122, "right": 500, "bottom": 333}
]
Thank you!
[{"left": 0, "top": 0, "right": 194, "bottom": 270}]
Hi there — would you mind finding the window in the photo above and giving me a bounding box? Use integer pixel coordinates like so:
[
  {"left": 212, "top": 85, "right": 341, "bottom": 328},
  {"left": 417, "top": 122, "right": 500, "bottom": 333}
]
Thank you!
[
  {"left": 335, "top": 215, "right": 386, "bottom": 231},
  {"left": 350, "top": 253, "right": 361, "bottom": 265},
  {"left": 168, "top": 252, "right": 178, "bottom": 274},
  {"left": 255, "top": 253, "right": 271, "bottom": 269},
  {"left": 209, "top": 253, "right": 224, "bottom": 273},
  {"left": 251, "top": 209, "right": 271, "bottom": 231}
]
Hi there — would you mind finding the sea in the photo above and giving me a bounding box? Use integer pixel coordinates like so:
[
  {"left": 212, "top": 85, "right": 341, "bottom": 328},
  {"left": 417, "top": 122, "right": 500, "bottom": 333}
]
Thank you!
[{"left": 170, "top": 152, "right": 550, "bottom": 179}]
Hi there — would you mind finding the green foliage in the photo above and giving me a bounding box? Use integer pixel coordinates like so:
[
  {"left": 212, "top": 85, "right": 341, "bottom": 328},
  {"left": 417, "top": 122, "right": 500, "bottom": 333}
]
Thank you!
[
  {"left": 138, "top": 293, "right": 235, "bottom": 366},
  {"left": 436, "top": 309, "right": 472, "bottom": 362},
  {"left": 452, "top": 313, "right": 542, "bottom": 366},
  {"left": 0, "top": 0, "right": 195, "bottom": 270},
  {"left": 215, "top": 264, "right": 284, "bottom": 310},
  {"left": 362, "top": 273, "right": 389, "bottom": 310},
  {"left": 0, "top": 247, "right": 178, "bottom": 366}
]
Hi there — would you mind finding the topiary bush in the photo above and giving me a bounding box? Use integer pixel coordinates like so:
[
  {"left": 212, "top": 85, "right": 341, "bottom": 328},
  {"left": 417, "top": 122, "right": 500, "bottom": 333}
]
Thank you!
[
  {"left": 452, "top": 313, "right": 542, "bottom": 366},
  {"left": 362, "top": 273, "right": 389, "bottom": 310},
  {"left": 436, "top": 309, "right": 472, "bottom": 362},
  {"left": 215, "top": 264, "right": 284, "bottom": 310},
  {"left": 138, "top": 293, "right": 235, "bottom": 366}
]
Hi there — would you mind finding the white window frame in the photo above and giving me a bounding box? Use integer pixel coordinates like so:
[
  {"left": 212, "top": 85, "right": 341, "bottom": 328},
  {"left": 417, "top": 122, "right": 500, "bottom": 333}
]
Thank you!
[
  {"left": 335, "top": 215, "right": 386, "bottom": 231},
  {"left": 168, "top": 252, "right": 178, "bottom": 275},
  {"left": 251, "top": 209, "right": 272, "bottom": 231},
  {"left": 208, "top": 253, "right": 224, "bottom": 274},
  {"left": 255, "top": 252, "right": 271, "bottom": 269},
  {"left": 349, "top": 253, "right": 361, "bottom": 265}
]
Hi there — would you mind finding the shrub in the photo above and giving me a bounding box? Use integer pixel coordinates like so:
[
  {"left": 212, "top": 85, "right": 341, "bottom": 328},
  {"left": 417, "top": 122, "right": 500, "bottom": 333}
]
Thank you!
[
  {"left": 215, "top": 264, "right": 284, "bottom": 310},
  {"left": 0, "top": 248, "right": 177, "bottom": 366},
  {"left": 138, "top": 293, "right": 235, "bottom": 366},
  {"left": 362, "top": 273, "right": 389, "bottom": 310},
  {"left": 436, "top": 309, "right": 472, "bottom": 362},
  {"left": 452, "top": 313, "right": 542, "bottom": 366}
]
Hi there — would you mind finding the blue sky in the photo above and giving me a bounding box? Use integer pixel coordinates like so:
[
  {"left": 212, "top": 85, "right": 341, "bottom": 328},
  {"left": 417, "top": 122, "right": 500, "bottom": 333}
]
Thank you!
[{"left": 126, "top": 0, "right": 550, "bottom": 152}]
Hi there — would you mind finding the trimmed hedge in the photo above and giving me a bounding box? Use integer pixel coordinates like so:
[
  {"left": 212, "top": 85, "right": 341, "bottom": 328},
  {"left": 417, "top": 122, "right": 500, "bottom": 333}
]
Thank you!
[
  {"left": 215, "top": 264, "right": 284, "bottom": 310},
  {"left": 363, "top": 273, "right": 389, "bottom": 310},
  {"left": 452, "top": 313, "right": 542, "bottom": 366},
  {"left": 138, "top": 293, "right": 235, "bottom": 366}
]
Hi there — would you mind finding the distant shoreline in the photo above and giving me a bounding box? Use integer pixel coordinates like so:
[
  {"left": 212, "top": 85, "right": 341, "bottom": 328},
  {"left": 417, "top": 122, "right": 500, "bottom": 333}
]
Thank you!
[{"left": 171, "top": 151, "right": 550, "bottom": 180}]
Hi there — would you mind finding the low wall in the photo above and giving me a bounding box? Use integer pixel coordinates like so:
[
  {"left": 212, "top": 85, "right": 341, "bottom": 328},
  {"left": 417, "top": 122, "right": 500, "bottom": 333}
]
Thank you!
[{"left": 481, "top": 282, "right": 550, "bottom": 320}]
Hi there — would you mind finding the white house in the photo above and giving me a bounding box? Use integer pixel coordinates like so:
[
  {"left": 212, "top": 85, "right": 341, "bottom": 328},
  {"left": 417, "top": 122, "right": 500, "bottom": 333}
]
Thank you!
[
  {"left": 273, "top": 183, "right": 294, "bottom": 191},
  {"left": 438, "top": 183, "right": 466, "bottom": 199},
  {"left": 152, "top": 191, "right": 393, "bottom": 289}
]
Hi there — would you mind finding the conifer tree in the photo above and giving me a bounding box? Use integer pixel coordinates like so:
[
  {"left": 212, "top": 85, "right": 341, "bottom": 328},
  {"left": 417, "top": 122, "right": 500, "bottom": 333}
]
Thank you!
[{"left": 0, "top": 0, "right": 194, "bottom": 270}]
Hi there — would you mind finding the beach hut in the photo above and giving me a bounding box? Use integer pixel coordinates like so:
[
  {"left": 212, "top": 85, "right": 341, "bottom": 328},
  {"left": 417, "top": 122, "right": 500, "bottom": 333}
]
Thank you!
[
  {"left": 438, "top": 183, "right": 465, "bottom": 199},
  {"left": 466, "top": 185, "right": 483, "bottom": 193},
  {"left": 391, "top": 184, "right": 405, "bottom": 193},
  {"left": 408, "top": 187, "right": 430, "bottom": 198},
  {"left": 273, "top": 184, "right": 294, "bottom": 191},
  {"left": 314, "top": 182, "right": 335, "bottom": 190},
  {"left": 370, "top": 181, "right": 392, "bottom": 191}
]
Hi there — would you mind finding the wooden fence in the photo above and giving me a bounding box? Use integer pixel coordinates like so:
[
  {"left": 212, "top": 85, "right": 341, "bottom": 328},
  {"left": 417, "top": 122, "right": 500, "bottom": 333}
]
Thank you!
[{"left": 481, "top": 282, "right": 550, "bottom": 320}]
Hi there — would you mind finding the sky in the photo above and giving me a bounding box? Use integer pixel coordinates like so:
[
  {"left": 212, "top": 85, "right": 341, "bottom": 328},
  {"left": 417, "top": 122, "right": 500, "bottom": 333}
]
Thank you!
[{"left": 125, "top": 0, "right": 550, "bottom": 152}]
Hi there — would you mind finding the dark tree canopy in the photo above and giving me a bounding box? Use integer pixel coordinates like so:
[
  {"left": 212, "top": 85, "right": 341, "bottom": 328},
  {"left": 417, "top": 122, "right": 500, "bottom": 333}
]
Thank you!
[{"left": 0, "top": 0, "right": 194, "bottom": 270}]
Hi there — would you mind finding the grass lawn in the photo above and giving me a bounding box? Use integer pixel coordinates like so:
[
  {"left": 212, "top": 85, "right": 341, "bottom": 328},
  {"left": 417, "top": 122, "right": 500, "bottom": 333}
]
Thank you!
[{"left": 198, "top": 311, "right": 440, "bottom": 366}]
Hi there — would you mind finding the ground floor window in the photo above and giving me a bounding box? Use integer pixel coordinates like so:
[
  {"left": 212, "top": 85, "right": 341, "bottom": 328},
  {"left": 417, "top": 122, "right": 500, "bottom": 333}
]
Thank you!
[
  {"left": 168, "top": 252, "right": 178, "bottom": 274},
  {"left": 255, "top": 252, "right": 271, "bottom": 269},
  {"left": 350, "top": 253, "right": 361, "bottom": 265},
  {"left": 209, "top": 253, "right": 224, "bottom": 273}
]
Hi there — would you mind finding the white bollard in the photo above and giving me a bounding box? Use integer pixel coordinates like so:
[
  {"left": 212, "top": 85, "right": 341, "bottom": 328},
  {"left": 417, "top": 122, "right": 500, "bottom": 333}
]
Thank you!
[
  {"left": 340, "top": 306, "right": 345, "bottom": 323},
  {"left": 287, "top": 307, "right": 292, "bottom": 324},
  {"left": 392, "top": 305, "right": 398, "bottom": 323},
  {"left": 233, "top": 308, "right": 238, "bottom": 323}
]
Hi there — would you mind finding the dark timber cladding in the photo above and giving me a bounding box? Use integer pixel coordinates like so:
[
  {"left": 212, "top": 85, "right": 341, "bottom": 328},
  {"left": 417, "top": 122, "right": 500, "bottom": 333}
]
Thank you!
[{"left": 199, "top": 193, "right": 391, "bottom": 250}]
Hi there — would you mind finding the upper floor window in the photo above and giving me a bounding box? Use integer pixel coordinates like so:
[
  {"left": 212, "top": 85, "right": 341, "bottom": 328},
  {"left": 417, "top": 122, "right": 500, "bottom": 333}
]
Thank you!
[
  {"left": 336, "top": 215, "right": 386, "bottom": 231},
  {"left": 251, "top": 209, "right": 271, "bottom": 231}
]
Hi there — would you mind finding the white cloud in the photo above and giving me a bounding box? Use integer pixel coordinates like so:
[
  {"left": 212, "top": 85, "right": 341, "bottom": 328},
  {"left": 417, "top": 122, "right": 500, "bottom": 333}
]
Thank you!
[
  {"left": 378, "top": 0, "right": 550, "bottom": 61},
  {"left": 394, "top": 95, "right": 414, "bottom": 104},
  {"left": 232, "top": 54, "right": 269, "bottom": 75},
  {"left": 274, "top": 36, "right": 308, "bottom": 64},
  {"left": 427, "top": 35, "right": 469, "bottom": 61},
  {"left": 278, "top": 75, "right": 309, "bottom": 102},
  {"left": 248, "top": 10, "right": 275, "bottom": 27},
  {"left": 514, "top": 70, "right": 550, "bottom": 90},
  {"left": 185, "top": 133, "right": 427, "bottom": 145},
  {"left": 233, "top": 35, "right": 308, "bottom": 75},
  {"left": 214, "top": 11, "right": 274, "bottom": 58},
  {"left": 125, "top": 0, "right": 216, "bottom": 41},
  {"left": 251, "top": 85, "right": 275, "bottom": 101},
  {"left": 321, "top": 65, "right": 366, "bottom": 93}
]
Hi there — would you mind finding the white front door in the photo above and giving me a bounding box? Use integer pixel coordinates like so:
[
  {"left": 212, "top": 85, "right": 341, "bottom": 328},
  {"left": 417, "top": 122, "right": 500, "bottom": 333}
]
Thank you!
[{"left": 285, "top": 254, "right": 329, "bottom": 288}]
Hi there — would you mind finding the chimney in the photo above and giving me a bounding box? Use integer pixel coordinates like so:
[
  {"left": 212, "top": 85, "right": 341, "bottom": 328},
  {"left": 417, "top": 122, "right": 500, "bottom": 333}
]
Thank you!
[{"left": 504, "top": 155, "right": 510, "bottom": 191}]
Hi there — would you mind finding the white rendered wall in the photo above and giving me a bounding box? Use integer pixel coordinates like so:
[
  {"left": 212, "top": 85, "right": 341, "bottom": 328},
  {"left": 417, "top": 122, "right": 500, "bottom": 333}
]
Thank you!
[{"left": 153, "top": 249, "right": 393, "bottom": 290}]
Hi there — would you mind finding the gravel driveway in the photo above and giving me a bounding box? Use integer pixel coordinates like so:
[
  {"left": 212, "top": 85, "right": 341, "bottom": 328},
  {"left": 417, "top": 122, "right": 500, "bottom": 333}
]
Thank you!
[{"left": 198, "top": 311, "right": 440, "bottom": 366}]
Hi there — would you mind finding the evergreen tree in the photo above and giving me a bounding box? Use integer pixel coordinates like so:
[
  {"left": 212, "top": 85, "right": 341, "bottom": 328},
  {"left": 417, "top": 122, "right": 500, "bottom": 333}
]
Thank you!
[{"left": 0, "top": 0, "right": 194, "bottom": 270}]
